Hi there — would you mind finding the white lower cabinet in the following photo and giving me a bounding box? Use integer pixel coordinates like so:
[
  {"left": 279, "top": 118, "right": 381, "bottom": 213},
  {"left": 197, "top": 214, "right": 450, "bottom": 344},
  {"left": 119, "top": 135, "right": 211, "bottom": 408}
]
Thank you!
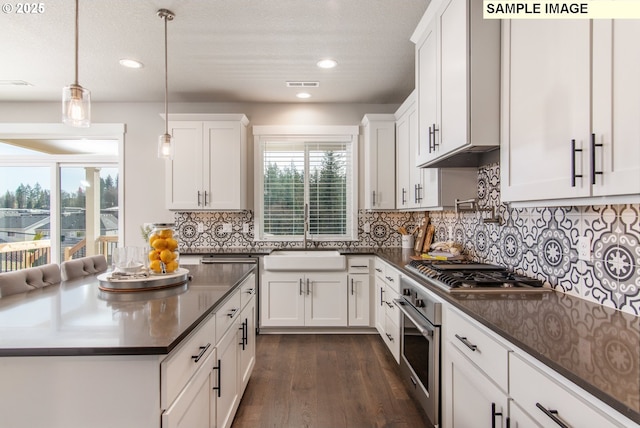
[
  {"left": 347, "top": 256, "right": 372, "bottom": 327},
  {"left": 164, "top": 272, "right": 255, "bottom": 428},
  {"left": 373, "top": 258, "right": 401, "bottom": 363},
  {"left": 443, "top": 304, "right": 637, "bottom": 428},
  {"left": 260, "top": 272, "right": 348, "bottom": 327},
  {"left": 215, "top": 320, "right": 240, "bottom": 428},
  {"left": 239, "top": 289, "right": 256, "bottom": 392},
  {"left": 443, "top": 307, "right": 509, "bottom": 428},
  {"left": 446, "top": 345, "right": 508, "bottom": 428},
  {"left": 510, "top": 353, "right": 630, "bottom": 428},
  {"left": 162, "top": 348, "right": 217, "bottom": 428}
]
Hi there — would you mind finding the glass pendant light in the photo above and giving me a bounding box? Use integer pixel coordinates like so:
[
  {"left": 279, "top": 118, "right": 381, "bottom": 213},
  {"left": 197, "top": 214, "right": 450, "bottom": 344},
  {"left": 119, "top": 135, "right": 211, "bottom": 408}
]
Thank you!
[
  {"left": 157, "top": 9, "right": 175, "bottom": 159},
  {"left": 62, "top": 0, "right": 90, "bottom": 128}
]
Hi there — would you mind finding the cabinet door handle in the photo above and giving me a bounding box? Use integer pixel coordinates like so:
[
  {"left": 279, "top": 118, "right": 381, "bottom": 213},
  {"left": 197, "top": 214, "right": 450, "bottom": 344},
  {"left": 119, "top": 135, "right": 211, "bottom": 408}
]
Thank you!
[
  {"left": 351, "top": 278, "right": 355, "bottom": 295},
  {"left": 197, "top": 191, "right": 202, "bottom": 206},
  {"left": 212, "top": 359, "right": 221, "bottom": 397},
  {"left": 428, "top": 125, "right": 433, "bottom": 153},
  {"left": 191, "top": 343, "right": 211, "bottom": 363},
  {"left": 372, "top": 190, "right": 377, "bottom": 206},
  {"left": 203, "top": 191, "right": 208, "bottom": 206},
  {"left": 380, "top": 287, "right": 385, "bottom": 306},
  {"left": 306, "top": 278, "right": 310, "bottom": 295},
  {"left": 455, "top": 334, "right": 478, "bottom": 351},
  {"left": 491, "top": 403, "right": 503, "bottom": 428},
  {"left": 239, "top": 319, "right": 247, "bottom": 350},
  {"left": 535, "top": 403, "right": 569, "bottom": 428},
  {"left": 431, "top": 123, "right": 439, "bottom": 151},
  {"left": 591, "top": 133, "right": 603, "bottom": 185},
  {"left": 299, "top": 278, "right": 303, "bottom": 295},
  {"left": 402, "top": 188, "right": 407, "bottom": 205},
  {"left": 571, "top": 139, "right": 583, "bottom": 187},
  {"left": 416, "top": 184, "right": 423, "bottom": 202}
]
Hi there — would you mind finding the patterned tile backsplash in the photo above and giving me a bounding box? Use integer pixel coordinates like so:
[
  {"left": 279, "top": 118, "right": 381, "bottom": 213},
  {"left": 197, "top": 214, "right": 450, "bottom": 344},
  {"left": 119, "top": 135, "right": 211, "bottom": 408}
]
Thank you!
[{"left": 175, "top": 163, "right": 640, "bottom": 316}]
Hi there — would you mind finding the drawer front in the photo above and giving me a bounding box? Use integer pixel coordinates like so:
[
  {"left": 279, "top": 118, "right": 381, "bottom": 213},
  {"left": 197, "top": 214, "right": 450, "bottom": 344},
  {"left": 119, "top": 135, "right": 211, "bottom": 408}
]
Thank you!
[
  {"left": 510, "top": 354, "right": 624, "bottom": 428},
  {"left": 215, "top": 290, "right": 242, "bottom": 341},
  {"left": 446, "top": 307, "right": 510, "bottom": 391},
  {"left": 240, "top": 273, "right": 256, "bottom": 309},
  {"left": 347, "top": 256, "right": 371, "bottom": 274},
  {"left": 383, "top": 286, "right": 401, "bottom": 326},
  {"left": 161, "top": 313, "right": 216, "bottom": 409},
  {"left": 383, "top": 265, "right": 401, "bottom": 294},
  {"left": 383, "top": 313, "right": 401, "bottom": 363},
  {"left": 374, "top": 259, "right": 386, "bottom": 280}
]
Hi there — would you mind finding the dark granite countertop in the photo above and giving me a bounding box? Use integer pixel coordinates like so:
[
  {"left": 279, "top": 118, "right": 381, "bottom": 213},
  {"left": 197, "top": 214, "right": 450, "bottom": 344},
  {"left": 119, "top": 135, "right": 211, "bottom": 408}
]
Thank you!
[
  {"left": 374, "top": 248, "right": 640, "bottom": 425},
  {"left": 0, "top": 263, "right": 256, "bottom": 357}
]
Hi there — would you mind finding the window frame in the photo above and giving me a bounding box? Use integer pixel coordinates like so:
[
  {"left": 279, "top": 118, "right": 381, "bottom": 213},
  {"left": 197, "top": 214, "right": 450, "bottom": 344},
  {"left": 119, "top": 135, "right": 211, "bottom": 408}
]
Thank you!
[{"left": 253, "top": 125, "right": 359, "bottom": 242}]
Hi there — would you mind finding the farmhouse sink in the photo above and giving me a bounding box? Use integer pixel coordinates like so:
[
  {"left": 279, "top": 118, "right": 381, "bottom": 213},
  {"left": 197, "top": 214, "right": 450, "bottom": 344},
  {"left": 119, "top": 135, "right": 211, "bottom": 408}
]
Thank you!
[{"left": 263, "top": 250, "right": 346, "bottom": 271}]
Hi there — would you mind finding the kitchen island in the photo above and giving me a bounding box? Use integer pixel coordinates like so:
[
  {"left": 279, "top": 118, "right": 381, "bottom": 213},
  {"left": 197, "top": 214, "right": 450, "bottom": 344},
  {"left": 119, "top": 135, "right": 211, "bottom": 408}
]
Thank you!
[{"left": 0, "top": 262, "right": 256, "bottom": 428}]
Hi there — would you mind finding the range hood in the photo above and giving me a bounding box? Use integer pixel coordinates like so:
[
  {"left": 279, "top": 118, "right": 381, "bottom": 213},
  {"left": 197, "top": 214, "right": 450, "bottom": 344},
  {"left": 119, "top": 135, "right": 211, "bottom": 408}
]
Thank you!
[{"left": 418, "top": 145, "right": 500, "bottom": 168}]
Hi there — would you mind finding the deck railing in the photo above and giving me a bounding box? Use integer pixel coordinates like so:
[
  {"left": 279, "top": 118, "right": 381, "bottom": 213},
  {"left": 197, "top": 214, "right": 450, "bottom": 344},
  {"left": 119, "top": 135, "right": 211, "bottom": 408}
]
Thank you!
[{"left": 0, "top": 235, "right": 119, "bottom": 273}]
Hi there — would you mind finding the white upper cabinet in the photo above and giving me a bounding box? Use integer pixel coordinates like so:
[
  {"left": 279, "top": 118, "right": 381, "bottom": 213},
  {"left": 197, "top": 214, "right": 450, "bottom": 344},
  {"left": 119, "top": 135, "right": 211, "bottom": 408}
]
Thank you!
[
  {"left": 501, "top": 19, "right": 640, "bottom": 205},
  {"left": 412, "top": 0, "right": 500, "bottom": 168},
  {"left": 165, "top": 114, "right": 249, "bottom": 210},
  {"left": 395, "top": 91, "right": 477, "bottom": 211},
  {"left": 362, "top": 114, "right": 396, "bottom": 210}
]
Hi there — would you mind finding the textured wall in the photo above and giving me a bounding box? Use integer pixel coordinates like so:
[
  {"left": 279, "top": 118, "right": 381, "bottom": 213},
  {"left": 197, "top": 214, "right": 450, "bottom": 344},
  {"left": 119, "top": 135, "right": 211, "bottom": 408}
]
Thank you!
[
  {"left": 176, "top": 163, "right": 640, "bottom": 315},
  {"left": 429, "top": 164, "right": 640, "bottom": 316}
]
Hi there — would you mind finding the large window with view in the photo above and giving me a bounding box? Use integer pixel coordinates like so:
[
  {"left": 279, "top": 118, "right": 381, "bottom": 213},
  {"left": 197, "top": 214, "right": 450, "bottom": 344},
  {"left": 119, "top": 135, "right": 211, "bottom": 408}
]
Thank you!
[
  {"left": 255, "top": 127, "right": 358, "bottom": 242},
  {"left": 0, "top": 126, "right": 122, "bottom": 272}
]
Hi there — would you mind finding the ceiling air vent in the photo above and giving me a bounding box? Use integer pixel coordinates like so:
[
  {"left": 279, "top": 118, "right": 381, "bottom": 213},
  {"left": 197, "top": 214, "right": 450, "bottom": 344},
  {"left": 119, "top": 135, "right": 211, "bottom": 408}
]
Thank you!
[
  {"left": 286, "top": 81, "right": 319, "bottom": 88},
  {"left": 0, "top": 80, "right": 33, "bottom": 86}
]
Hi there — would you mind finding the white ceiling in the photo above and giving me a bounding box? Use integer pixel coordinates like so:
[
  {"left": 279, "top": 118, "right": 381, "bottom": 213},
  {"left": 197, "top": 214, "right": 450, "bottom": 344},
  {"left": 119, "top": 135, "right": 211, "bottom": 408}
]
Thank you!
[{"left": 0, "top": 0, "right": 429, "bottom": 104}]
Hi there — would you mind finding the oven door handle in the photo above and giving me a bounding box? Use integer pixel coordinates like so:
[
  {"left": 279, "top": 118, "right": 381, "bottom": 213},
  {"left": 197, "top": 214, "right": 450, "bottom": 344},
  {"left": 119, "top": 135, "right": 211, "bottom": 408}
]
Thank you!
[{"left": 394, "top": 299, "right": 435, "bottom": 338}]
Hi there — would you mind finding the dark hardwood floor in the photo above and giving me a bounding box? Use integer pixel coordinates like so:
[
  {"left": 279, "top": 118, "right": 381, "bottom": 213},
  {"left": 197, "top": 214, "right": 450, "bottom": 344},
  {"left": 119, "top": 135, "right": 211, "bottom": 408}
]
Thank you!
[{"left": 232, "top": 334, "right": 430, "bottom": 428}]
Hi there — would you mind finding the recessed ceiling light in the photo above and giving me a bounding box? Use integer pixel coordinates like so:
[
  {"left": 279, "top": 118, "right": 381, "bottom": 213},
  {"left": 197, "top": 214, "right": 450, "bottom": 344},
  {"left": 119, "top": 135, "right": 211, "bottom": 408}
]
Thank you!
[
  {"left": 317, "top": 59, "right": 337, "bottom": 69},
  {"left": 119, "top": 58, "right": 144, "bottom": 69},
  {"left": 296, "top": 92, "right": 311, "bottom": 99}
]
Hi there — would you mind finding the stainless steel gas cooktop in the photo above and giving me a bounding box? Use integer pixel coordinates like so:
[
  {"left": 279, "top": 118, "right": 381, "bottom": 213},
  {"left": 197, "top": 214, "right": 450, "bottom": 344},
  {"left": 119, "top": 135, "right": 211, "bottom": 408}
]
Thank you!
[{"left": 405, "top": 259, "right": 549, "bottom": 294}]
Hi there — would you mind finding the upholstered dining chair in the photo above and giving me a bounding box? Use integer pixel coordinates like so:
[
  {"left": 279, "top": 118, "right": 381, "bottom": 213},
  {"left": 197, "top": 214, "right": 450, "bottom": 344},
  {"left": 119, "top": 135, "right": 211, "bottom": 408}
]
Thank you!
[
  {"left": 60, "top": 254, "right": 109, "bottom": 281},
  {"left": 0, "top": 263, "right": 62, "bottom": 298}
]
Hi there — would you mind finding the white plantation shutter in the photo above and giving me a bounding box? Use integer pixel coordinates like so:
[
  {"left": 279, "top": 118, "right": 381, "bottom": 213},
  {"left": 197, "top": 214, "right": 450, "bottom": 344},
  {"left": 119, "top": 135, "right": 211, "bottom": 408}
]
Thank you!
[{"left": 257, "top": 131, "right": 357, "bottom": 241}]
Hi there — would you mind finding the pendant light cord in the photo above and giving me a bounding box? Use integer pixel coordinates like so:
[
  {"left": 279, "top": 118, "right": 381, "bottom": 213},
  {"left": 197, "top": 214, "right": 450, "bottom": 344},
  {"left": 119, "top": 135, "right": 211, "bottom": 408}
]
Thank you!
[
  {"left": 163, "top": 13, "right": 169, "bottom": 135},
  {"left": 74, "top": 0, "right": 79, "bottom": 86}
]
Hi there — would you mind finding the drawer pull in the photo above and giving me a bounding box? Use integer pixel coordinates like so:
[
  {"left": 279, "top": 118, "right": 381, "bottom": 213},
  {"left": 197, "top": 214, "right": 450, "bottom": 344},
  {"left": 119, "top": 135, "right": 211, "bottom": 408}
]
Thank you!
[
  {"left": 386, "top": 333, "right": 394, "bottom": 342},
  {"left": 375, "top": 268, "right": 383, "bottom": 273},
  {"left": 350, "top": 265, "right": 368, "bottom": 268},
  {"left": 536, "top": 403, "right": 569, "bottom": 428},
  {"left": 455, "top": 334, "right": 478, "bottom": 351},
  {"left": 245, "top": 288, "right": 255, "bottom": 295},
  {"left": 227, "top": 308, "right": 239, "bottom": 318},
  {"left": 351, "top": 278, "right": 354, "bottom": 295},
  {"left": 191, "top": 343, "right": 211, "bottom": 363}
]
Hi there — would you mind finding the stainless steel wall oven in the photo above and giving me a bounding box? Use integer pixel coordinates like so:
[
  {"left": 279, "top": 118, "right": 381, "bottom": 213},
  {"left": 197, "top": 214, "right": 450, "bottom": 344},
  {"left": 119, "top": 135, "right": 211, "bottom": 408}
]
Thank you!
[{"left": 395, "top": 276, "right": 442, "bottom": 427}]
